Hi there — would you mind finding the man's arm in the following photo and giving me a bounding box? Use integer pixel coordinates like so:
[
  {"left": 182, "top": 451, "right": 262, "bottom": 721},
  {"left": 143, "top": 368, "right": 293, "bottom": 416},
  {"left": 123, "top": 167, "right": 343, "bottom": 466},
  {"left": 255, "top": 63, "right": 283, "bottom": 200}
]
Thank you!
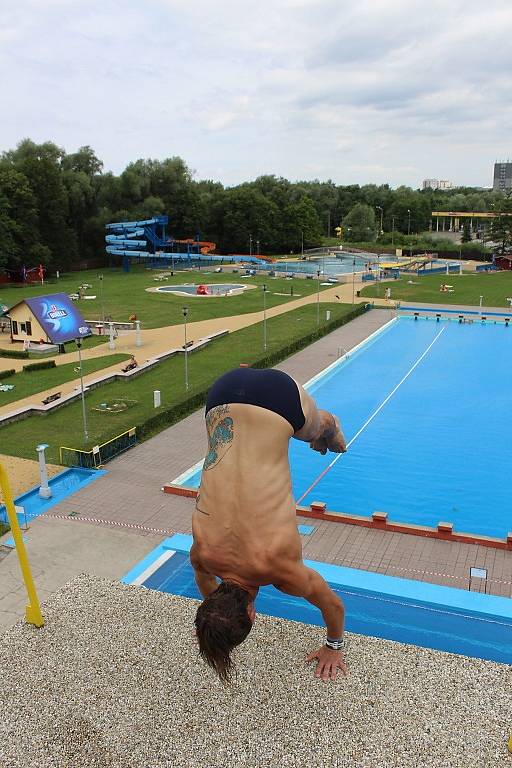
[
  {"left": 293, "top": 381, "right": 346, "bottom": 455},
  {"left": 275, "top": 563, "right": 348, "bottom": 681},
  {"left": 190, "top": 543, "right": 219, "bottom": 598}
]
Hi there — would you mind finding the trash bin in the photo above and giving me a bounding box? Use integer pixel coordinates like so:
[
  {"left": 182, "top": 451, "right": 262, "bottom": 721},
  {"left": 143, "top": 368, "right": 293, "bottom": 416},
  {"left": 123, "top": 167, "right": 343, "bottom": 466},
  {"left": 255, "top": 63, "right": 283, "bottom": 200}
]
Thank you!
[{"left": 356, "top": 290, "right": 361, "bottom": 297}]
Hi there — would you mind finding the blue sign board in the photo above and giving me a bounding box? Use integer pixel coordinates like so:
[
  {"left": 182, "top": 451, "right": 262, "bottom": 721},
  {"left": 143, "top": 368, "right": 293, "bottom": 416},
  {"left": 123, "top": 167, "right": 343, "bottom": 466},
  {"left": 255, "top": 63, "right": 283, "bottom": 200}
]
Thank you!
[{"left": 25, "top": 293, "right": 91, "bottom": 344}]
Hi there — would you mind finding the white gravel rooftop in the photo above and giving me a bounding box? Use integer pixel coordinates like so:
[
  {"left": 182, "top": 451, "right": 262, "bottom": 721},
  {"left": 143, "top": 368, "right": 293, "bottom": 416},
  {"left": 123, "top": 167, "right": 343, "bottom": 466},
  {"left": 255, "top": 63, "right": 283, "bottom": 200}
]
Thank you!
[{"left": 0, "top": 574, "right": 510, "bottom": 768}]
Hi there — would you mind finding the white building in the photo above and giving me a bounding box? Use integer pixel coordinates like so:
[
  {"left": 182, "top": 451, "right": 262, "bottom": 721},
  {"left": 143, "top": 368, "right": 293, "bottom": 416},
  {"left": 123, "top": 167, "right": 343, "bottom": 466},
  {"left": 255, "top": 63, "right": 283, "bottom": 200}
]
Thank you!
[{"left": 422, "top": 179, "right": 453, "bottom": 190}]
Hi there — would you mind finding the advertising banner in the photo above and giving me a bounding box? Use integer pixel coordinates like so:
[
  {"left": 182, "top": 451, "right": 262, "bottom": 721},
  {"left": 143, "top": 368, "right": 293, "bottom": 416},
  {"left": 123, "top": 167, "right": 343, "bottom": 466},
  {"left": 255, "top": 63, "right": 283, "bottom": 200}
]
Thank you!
[{"left": 25, "top": 293, "right": 91, "bottom": 343}]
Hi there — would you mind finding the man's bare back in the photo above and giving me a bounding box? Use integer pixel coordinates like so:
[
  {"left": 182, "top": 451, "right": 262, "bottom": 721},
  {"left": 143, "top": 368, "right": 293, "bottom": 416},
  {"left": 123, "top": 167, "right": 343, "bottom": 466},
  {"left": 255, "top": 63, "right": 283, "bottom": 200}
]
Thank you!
[{"left": 192, "top": 367, "right": 348, "bottom": 681}]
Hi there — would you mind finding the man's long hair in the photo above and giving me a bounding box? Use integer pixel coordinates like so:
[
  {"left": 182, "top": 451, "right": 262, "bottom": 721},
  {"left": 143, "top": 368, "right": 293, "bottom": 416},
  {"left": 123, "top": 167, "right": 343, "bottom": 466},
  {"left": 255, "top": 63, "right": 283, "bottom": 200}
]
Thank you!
[{"left": 195, "top": 581, "right": 253, "bottom": 683}]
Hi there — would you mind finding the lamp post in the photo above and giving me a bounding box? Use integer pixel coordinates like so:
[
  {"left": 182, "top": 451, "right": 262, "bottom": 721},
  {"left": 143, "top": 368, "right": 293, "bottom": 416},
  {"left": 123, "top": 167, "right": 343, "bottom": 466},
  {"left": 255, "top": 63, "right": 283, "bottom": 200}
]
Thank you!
[
  {"left": 316, "top": 269, "right": 321, "bottom": 326},
  {"left": 301, "top": 230, "right": 304, "bottom": 258},
  {"left": 352, "top": 257, "right": 356, "bottom": 305},
  {"left": 98, "top": 274, "right": 104, "bottom": 325},
  {"left": 249, "top": 233, "right": 253, "bottom": 258},
  {"left": 376, "top": 206, "right": 383, "bottom": 236},
  {"left": 182, "top": 306, "right": 189, "bottom": 391},
  {"left": 262, "top": 284, "right": 267, "bottom": 351},
  {"left": 75, "top": 338, "right": 89, "bottom": 442},
  {"left": 256, "top": 239, "right": 260, "bottom": 257},
  {"left": 391, "top": 215, "right": 396, "bottom": 245}
]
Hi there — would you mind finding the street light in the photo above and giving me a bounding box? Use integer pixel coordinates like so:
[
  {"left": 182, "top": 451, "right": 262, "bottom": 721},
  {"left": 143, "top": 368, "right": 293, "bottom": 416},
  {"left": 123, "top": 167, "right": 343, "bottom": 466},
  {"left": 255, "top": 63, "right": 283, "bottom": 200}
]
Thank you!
[
  {"left": 407, "top": 209, "right": 411, "bottom": 236},
  {"left": 262, "top": 284, "right": 268, "bottom": 351},
  {"left": 75, "top": 338, "right": 88, "bottom": 442},
  {"left": 316, "top": 269, "right": 321, "bottom": 326},
  {"left": 391, "top": 215, "right": 396, "bottom": 245},
  {"left": 98, "top": 274, "right": 104, "bottom": 325},
  {"left": 256, "top": 239, "right": 260, "bottom": 257},
  {"left": 182, "top": 306, "right": 189, "bottom": 391},
  {"left": 301, "top": 230, "right": 304, "bottom": 258},
  {"left": 352, "top": 257, "right": 356, "bottom": 305},
  {"left": 249, "top": 233, "right": 253, "bottom": 258}
]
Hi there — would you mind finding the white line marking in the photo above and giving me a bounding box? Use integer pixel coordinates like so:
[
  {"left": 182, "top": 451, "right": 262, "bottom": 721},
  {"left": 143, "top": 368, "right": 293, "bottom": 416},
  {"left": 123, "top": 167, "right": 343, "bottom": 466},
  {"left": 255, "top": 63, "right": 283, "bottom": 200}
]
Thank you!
[
  {"left": 132, "top": 550, "right": 176, "bottom": 586},
  {"left": 297, "top": 325, "right": 447, "bottom": 503}
]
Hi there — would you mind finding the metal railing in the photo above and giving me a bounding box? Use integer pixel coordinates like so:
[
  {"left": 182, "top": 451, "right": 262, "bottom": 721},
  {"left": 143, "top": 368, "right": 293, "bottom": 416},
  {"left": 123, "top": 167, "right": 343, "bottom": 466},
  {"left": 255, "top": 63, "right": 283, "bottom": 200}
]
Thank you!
[{"left": 60, "top": 427, "right": 137, "bottom": 469}]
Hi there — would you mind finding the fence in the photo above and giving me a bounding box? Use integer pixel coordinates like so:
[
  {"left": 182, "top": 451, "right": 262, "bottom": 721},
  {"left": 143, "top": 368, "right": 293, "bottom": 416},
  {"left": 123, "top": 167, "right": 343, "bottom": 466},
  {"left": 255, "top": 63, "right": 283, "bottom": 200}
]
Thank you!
[{"left": 60, "top": 427, "right": 137, "bottom": 469}]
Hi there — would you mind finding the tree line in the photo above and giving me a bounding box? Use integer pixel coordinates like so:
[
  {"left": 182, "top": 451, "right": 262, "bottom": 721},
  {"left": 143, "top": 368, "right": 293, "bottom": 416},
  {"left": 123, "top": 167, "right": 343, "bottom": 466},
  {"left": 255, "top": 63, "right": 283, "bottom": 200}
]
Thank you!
[{"left": 0, "top": 138, "right": 511, "bottom": 275}]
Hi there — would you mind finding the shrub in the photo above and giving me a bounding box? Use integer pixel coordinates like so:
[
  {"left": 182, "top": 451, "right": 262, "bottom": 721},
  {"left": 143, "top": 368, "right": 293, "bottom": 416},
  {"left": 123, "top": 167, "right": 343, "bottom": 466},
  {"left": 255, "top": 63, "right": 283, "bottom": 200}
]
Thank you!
[
  {"left": 0, "top": 349, "right": 29, "bottom": 359},
  {"left": 0, "top": 369, "right": 16, "bottom": 379},
  {"left": 22, "top": 359, "right": 57, "bottom": 373}
]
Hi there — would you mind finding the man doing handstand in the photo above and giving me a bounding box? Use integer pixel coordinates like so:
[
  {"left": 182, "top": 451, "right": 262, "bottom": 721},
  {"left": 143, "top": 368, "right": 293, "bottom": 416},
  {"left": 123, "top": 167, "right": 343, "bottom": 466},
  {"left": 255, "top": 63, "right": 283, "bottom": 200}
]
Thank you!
[{"left": 192, "top": 367, "right": 348, "bottom": 683}]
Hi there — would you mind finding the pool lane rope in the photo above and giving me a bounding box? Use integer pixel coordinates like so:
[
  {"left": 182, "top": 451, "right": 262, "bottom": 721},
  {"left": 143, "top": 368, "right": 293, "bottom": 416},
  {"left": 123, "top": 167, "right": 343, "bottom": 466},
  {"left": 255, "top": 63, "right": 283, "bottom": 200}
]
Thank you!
[{"left": 297, "top": 325, "right": 446, "bottom": 505}]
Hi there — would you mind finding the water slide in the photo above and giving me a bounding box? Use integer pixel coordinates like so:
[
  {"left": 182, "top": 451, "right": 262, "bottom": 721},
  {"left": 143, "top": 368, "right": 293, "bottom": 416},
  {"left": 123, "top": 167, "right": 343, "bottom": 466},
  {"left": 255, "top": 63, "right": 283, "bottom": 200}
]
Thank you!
[{"left": 105, "top": 216, "right": 269, "bottom": 268}]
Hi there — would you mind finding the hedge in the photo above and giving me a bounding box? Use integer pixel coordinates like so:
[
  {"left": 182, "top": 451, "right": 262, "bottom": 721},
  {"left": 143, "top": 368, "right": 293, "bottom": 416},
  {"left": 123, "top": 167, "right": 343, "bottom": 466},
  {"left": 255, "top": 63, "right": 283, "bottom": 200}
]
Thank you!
[
  {"left": 136, "top": 303, "right": 369, "bottom": 441},
  {"left": 0, "top": 349, "right": 29, "bottom": 359},
  {"left": 0, "top": 369, "right": 15, "bottom": 379},
  {"left": 22, "top": 359, "right": 57, "bottom": 373}
]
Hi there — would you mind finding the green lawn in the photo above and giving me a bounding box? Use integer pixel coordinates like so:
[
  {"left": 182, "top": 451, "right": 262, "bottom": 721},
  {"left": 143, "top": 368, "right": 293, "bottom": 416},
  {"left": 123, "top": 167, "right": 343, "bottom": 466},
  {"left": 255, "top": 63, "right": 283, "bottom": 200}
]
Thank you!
[
  {"left": 0, "top": 302, "right": 355, "bottom": 462},
  {"left": 0, "top": 353, "right": 130, "bottom": 407},
  {"left": 361, "top": 271, "right": 512, "bottom": 307},
  {"left": 0, "top": 267, "right": 333, "bottom": 330}
]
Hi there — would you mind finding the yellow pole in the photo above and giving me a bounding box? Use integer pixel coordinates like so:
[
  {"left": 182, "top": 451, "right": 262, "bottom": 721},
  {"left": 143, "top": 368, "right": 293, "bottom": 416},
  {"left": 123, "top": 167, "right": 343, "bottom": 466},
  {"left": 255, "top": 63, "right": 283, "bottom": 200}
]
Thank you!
[{"left": 0, "top": 462, "right": 44, "bottom": 627}]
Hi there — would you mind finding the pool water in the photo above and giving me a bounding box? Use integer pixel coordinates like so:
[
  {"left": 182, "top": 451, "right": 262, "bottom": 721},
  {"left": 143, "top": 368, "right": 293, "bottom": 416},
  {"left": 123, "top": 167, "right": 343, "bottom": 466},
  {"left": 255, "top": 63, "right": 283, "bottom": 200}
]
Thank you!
[
  {"left": 156, "top": 283, "right": 246, "bottom": 295},
  {"left": 126, "top": 544, "right": 512, "bottom": 665},
  {"left": 178, "top": 318, "right": 512, "bottom": 539}
]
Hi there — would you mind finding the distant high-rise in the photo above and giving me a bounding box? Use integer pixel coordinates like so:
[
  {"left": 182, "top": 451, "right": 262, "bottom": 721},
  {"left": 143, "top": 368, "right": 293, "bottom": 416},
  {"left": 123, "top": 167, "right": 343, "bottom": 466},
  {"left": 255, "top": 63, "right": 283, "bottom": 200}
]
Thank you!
[
  {"left": 422, "top": 179, "right": 453, "bottom": 190},
  {"left": 493, "top": 162, "right": 512, "bottom": 192}
]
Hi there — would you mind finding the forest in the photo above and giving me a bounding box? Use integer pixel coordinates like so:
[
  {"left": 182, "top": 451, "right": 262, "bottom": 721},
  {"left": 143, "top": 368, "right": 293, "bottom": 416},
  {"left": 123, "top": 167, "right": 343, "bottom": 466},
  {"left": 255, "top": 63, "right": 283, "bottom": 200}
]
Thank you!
[{"left": 1, "top": 139, "right": 510, "bottom": 274}]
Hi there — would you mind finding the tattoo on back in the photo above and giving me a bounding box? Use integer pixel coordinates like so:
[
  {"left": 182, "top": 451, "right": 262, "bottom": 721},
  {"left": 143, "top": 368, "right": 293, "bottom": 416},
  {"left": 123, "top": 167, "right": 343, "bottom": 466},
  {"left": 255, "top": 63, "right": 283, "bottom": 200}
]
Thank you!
[{"left": 204, "top": 404, "right": 234, "bottom": 471}]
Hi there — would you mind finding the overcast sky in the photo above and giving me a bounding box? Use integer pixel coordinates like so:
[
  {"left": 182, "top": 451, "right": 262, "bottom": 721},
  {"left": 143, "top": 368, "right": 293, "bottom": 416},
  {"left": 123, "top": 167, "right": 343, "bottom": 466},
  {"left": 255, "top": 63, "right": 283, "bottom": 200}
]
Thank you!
[{"left": 1, "top": 0, "right": 511, "bottom": 188}]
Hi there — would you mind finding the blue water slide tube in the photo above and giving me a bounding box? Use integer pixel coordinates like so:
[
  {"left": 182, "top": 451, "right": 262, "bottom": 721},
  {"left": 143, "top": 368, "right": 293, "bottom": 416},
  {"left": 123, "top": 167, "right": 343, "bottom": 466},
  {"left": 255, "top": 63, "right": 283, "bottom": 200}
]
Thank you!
[
  {"left": 106, "top": 216, "right": 168, "bottom": 231},
  {"left": 105, "top": 236, "right": 147, "bottom": 248}
]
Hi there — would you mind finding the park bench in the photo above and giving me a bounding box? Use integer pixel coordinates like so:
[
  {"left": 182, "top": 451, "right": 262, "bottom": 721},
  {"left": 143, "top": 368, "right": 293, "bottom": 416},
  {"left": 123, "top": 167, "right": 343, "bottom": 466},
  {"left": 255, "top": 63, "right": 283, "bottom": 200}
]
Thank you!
[
  {"left": 42, "top": 392, "right": 61, "bottom": 405},
  {"left": 182, "top": 341, "right": 194, "bottom": 349}
]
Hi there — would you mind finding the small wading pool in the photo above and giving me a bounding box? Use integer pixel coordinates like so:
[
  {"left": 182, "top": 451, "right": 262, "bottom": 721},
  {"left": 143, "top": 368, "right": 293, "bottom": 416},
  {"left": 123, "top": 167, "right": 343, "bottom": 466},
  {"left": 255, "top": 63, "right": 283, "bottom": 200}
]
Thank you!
[
  {"left": 123, "top": 535, "right": 512, "bottom": 665},
  {"left": 0, "top": 467, "right": 106, "bottom": 527},
  {"left": 155, "top": 283, "right": 248, "bottom": 296}
]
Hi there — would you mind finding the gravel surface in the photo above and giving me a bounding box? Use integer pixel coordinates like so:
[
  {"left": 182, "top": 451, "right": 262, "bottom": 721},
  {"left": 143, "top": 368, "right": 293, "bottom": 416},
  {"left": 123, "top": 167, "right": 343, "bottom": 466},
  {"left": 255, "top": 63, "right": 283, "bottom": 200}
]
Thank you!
[{"left": 0, "top": 574, "right": 510, "bottom": 768}]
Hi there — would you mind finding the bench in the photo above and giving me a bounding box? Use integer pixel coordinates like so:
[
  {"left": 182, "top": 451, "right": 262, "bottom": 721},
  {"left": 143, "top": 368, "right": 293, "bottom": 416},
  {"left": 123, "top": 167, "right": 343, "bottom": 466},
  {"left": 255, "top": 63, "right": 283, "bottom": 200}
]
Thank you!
[
  {"left": 182, "top": 340, "right": 194, "bottom": 349},
  {"left": 42, "top": 392, "right": 61, "bottom": 405}
]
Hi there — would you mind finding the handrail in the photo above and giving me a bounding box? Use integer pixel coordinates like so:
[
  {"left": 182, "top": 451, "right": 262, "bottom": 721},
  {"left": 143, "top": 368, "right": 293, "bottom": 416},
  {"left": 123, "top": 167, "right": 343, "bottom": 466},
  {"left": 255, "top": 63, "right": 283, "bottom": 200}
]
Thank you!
[{"left": 0, "top": 462, "right": 44, "bottom": 627}]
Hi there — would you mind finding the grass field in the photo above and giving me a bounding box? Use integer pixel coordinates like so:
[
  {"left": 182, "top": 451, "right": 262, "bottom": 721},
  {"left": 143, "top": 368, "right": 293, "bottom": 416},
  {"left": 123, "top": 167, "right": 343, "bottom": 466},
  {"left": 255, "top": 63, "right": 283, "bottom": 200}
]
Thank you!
[
  {"left": 361, "top": 271, "right": 512, "bottom": 307},
  {"left": 0, "top": 267, "right": 333, "bottom": 330},
  {"left": 0, "top": 353, "right": 130, "bottom": 407},
  {"left": 0, "top": 302, "right": 355, "bottom": 462}
]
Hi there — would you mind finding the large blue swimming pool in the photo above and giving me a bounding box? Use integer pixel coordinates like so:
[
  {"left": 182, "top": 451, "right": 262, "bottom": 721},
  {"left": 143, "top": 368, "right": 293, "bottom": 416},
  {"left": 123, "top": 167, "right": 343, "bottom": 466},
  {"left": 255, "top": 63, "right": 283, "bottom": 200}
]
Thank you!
[
  {"left": 122, "top": 535, "right": 512, "bottom": 665},
  {"left": 177, "top": 317, "right": 512, "bottom": 539}
]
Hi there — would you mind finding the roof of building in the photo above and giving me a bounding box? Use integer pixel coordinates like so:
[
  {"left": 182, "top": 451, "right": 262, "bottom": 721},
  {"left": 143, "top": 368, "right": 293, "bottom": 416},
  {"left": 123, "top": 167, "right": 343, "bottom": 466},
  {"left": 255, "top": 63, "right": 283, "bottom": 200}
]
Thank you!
[{"left": 7, "top": 293, "right": 91, "bottom": 343}]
